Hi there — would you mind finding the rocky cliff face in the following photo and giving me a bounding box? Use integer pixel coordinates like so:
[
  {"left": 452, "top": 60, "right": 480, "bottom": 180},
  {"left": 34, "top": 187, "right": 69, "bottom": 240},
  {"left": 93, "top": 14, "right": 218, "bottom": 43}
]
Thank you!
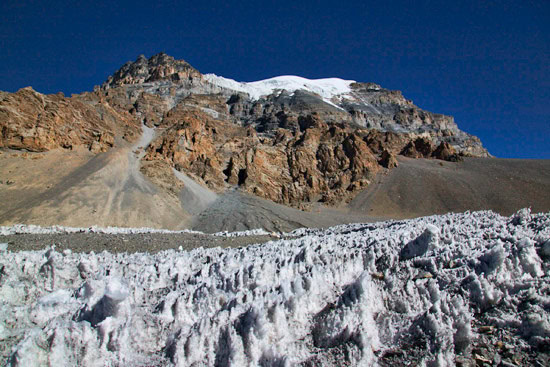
[
  {"left": 0, "top": 53, "right": 490, "bottom": 209},
  {"left": 142, "top": 110, "right": 382, "bottom": 208},
  {"left": 0, "top": 87, "right": 140, "bottom": 152},
  {"left": 103, "top": 53, "right": 202, "bottom": 88}
]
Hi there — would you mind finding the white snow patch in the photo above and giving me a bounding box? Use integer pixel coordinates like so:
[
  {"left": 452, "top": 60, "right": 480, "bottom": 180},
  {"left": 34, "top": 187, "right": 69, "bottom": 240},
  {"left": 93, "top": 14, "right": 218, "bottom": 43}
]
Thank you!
[
  {"left": 0, "top": 224, "right": 271, "bottom": 237},
  {"left": 212, "top": 228, "right": 271, "bottom": 237}
]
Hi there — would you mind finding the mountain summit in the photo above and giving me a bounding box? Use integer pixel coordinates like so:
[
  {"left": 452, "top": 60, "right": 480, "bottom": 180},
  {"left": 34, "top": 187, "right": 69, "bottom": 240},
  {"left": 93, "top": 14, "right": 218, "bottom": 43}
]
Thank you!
[
  {"left": 103, "top": 53, "right": 488, "bottom": 156},
  {"left": 104, "top": 53, "right": 201, "bottom": 88},
  {"left": 1, "top": 53, "right": 547, "bottom": 231}
]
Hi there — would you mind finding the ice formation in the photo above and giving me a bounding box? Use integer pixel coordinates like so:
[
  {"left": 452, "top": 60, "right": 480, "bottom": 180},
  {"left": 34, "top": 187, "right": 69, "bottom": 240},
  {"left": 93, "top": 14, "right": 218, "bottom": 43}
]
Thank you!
[
  {"left": 1, "top": 209, "right": 549, "bottom": 366},
  {"left": 0, "top": 224, "right": 270, "bottom": 237}
]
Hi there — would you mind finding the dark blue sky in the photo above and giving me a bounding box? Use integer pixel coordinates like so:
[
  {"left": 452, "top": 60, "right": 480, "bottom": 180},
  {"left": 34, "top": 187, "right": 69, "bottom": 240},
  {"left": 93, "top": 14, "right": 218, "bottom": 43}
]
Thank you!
[{"left": 1, "top": 0, "right": 548, "bottom": 158}]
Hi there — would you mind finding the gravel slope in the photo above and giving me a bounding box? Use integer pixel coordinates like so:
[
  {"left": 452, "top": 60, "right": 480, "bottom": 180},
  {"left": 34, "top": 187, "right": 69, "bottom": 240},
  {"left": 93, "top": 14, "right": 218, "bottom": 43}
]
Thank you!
[{"left": 349, "top": 156, "right": 550, "bottom": 219}]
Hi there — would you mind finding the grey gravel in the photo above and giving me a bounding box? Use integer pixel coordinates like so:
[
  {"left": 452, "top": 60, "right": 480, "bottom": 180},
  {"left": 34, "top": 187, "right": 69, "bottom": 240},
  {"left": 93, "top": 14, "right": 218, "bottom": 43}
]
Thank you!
[{"left": 0, "top": 232, "right": 279, "bottom": 253}]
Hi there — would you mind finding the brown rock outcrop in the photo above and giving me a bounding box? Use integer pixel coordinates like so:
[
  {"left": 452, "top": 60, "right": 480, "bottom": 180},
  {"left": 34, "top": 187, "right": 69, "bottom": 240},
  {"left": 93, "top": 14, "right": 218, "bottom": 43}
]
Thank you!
[
  {"left": 0, "top": 87, "right": 140, "bottom": 152},
  {"left": 139, "top": 160, "right": 185, "bottom": 197},
  {"left": 379, "top": 149, "right": 399, "bottom": 168},
  {"left": 103, "top": 53, "right": 202, "bottom": 88},
  {"left": 399, "top": 137, "right": 463, "bottom": 162},
  {"left": 432, "top": 141, "right": 462, "bottom": 162},
  {"left": 143, "top": 109, "right": 381, "bottom": 208},
  {"left": 401, "top": 137, "right": 435, "bottom": 158},
  {"left": 132, "top": 92, "right": 171, "bottom": 127}
]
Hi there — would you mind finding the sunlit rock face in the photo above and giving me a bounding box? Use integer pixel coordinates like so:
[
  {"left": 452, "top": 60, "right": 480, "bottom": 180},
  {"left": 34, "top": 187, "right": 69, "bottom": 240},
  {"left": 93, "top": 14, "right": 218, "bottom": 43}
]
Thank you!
[
  {"left": 0, "top": 87, "right": 140, "bottom": 153},
  {"left": 103, "top": 53, "right": 203, "bottom": 88},
  {"left": 1, "top": 209, "right": 549, "bottom": 366},
  {"left": 0, "top": 53, "right": 489, "bottom": 209}
]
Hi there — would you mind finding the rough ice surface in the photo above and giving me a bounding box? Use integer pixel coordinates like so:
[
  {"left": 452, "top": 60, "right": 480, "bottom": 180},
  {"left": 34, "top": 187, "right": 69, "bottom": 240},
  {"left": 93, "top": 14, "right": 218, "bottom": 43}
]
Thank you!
[
  {"left": 0, "top": 224, "right": 270, "bottom": 237},
  {"left": 0, "top": 224, "right": 198, "bottom": 236},
  {"left": 1, "top": 209, "right": 549, "bottom": 366},
  {"left": 203, "top": 74, "right": 355, "bottom": 102}
]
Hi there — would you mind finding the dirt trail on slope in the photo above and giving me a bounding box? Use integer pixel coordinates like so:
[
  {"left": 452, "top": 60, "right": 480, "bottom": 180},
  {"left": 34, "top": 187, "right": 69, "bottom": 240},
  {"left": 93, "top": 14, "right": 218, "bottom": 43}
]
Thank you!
[
  {"left": 173, "top": 168, "right": 218, "bottom": 215},
  {"left": 0, "top": 126, "right": 189, "bottom": 229}
]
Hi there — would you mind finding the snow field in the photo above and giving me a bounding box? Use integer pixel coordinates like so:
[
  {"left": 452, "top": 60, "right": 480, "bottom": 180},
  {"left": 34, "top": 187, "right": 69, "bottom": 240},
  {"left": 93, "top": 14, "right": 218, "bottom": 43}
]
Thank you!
[
  {"left": 0, "top": 209, "right": 549, "bottom": 366},
  {"left": 203, "top": 74, "right": 355, "bottom": 103}
]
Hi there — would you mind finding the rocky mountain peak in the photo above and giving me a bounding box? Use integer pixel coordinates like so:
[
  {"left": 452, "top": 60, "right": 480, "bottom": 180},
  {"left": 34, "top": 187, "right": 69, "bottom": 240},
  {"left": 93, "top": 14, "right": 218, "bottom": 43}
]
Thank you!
[
  {"left": 102, "top": 52, "right": 202, "bottom": 89},
  {"left": 1, "top": 52, "right": 492, "bottom": 211}
]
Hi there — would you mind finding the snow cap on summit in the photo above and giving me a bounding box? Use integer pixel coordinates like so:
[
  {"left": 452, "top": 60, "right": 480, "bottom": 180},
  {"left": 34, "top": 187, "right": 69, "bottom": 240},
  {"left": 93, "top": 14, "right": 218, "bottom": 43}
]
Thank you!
[{"left": 203, "top": 73, "right": 356, "bottom": 101}]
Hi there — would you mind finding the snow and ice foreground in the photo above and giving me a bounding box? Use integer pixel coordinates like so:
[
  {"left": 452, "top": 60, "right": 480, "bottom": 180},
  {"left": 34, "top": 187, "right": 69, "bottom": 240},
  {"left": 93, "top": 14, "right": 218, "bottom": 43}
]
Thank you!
[{"left": 1, "top": 209, "right": 549, "bottom": 366}]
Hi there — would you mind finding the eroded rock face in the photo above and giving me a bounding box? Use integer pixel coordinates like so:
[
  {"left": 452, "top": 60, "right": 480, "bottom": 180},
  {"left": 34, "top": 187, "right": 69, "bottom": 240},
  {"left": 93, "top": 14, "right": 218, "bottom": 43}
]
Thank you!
[
  {"left": 102, "top": 54, "right": 490, "bottom": 157},
  {"left": 400, "top": 138, "right": 463, "bottom": 162},
  {"left": 432, "top": 141, "right": 462, "bottom": 162},
  {"left": 379, "top": 149, "right": 398, "bottom": 168},
  {"left": 401, "top": 137, "right": 435, "bottom": 159},
  {"left": 103, "top": 53, "right": 202, "bottom": 88},
  {"left": 0, "top": 87, "right": 140, "bottom": 152},
  {"left": 143, "top": 110, "right": 381, "bottom": 208}
]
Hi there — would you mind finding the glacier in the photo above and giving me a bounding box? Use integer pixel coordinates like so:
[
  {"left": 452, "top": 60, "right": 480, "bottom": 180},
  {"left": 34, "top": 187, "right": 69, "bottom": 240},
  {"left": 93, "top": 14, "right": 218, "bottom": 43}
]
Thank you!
[
  {"left": 0, "top": 209, "right": 549, "bottom": 366},
  {"left": 202, "top": 74, "right": 355, "bottom": 102}
]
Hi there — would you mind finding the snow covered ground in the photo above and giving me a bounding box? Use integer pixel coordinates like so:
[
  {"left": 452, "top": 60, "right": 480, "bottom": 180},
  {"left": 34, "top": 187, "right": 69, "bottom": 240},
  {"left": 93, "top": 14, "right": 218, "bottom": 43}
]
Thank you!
[{"left": 1, "top": 209, "right": 549, "bottom": 366}]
